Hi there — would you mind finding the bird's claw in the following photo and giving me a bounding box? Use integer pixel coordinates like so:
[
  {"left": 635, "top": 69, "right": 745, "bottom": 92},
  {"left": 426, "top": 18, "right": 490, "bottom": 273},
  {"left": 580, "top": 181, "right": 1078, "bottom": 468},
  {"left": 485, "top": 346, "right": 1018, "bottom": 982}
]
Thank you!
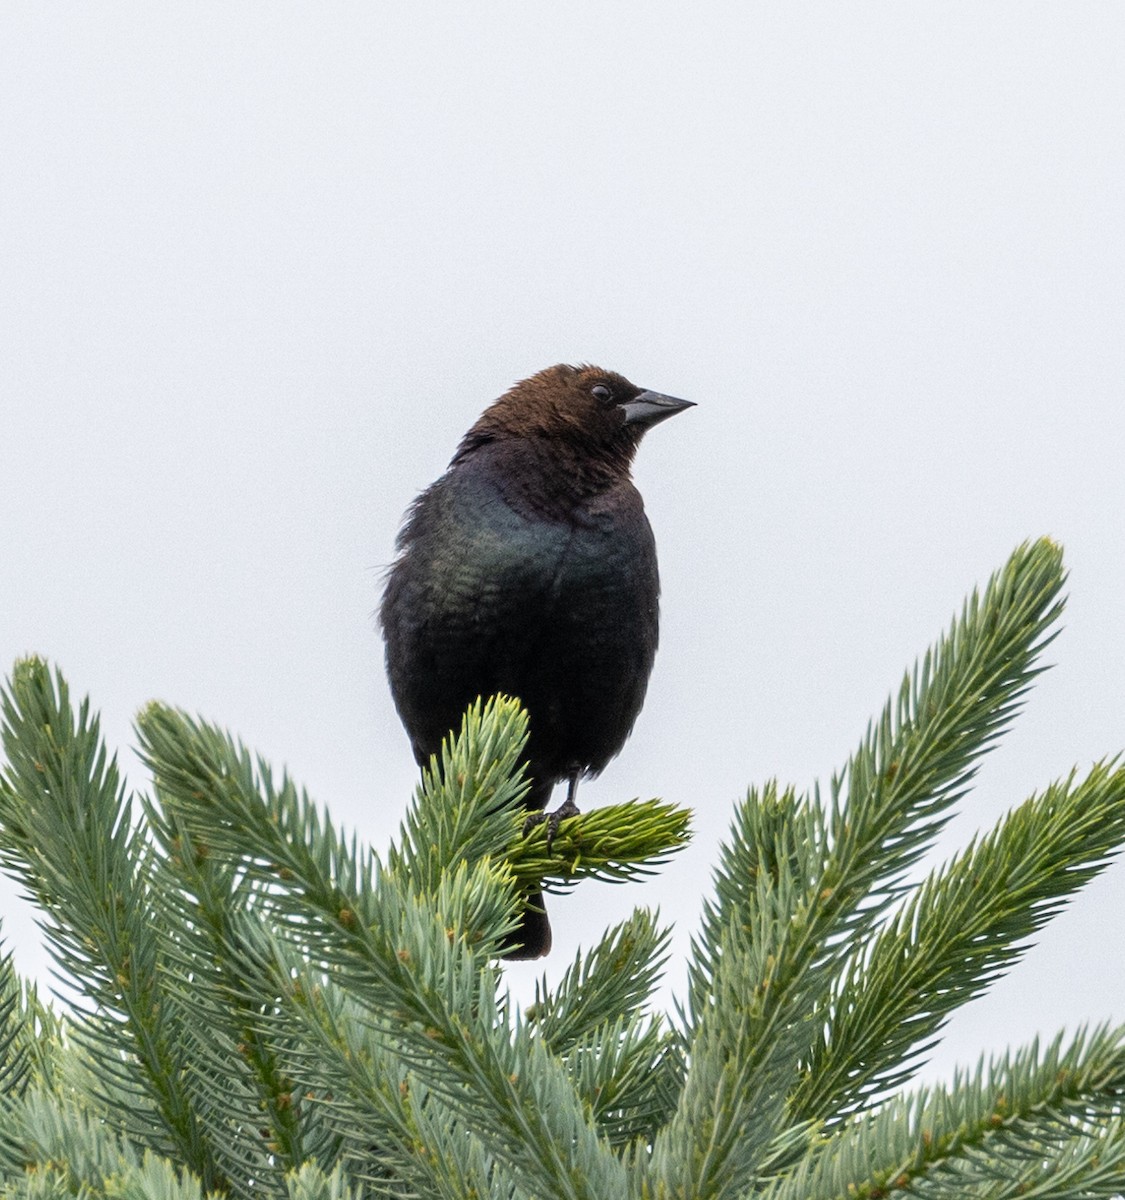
[
  {"left": 543, "top": 797, "right": 580, "bottom": 851},
  {"left": 523, "top": 798, "right": 580, "bottom": 852},
  {"left": 521, "top": 811, "right": 547, "bottom": 837}
]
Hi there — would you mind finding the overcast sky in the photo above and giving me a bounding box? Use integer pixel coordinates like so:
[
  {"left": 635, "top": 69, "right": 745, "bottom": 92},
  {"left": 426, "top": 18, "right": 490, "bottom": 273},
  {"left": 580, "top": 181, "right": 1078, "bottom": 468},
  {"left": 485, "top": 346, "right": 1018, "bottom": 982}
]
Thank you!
[{"left": 2, "top": 3, "right": 1124, "bottom": 1083}]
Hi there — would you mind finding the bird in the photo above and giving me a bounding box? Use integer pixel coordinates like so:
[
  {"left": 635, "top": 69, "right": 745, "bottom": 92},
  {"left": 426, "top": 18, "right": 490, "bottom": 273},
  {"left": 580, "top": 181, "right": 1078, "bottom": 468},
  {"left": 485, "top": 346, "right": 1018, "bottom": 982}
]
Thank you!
[{"left": 380, "top": 363, "right": 693, "bottom": 958}]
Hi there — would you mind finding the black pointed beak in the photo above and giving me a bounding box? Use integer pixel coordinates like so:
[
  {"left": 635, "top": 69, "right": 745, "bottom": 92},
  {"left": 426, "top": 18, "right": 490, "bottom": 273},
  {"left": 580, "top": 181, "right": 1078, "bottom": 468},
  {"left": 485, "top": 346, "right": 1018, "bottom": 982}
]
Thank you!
[{"left": 618, "top": 390, "right": 696, "bottom": 428}]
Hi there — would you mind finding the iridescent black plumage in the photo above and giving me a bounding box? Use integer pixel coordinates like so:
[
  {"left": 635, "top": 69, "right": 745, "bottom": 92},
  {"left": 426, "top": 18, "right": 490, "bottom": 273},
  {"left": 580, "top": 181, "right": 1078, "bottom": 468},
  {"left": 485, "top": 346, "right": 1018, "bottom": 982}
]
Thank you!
[{"left": 381, "top": 364, "right": 693, "bottom": 957}]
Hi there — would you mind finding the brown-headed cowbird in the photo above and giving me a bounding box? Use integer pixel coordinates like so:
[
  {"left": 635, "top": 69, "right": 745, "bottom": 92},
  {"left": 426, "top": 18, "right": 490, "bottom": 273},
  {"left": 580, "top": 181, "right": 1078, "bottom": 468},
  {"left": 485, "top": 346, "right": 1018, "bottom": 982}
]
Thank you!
[{"left": 381, "top": 364, "right": 693, "bottom": 958}]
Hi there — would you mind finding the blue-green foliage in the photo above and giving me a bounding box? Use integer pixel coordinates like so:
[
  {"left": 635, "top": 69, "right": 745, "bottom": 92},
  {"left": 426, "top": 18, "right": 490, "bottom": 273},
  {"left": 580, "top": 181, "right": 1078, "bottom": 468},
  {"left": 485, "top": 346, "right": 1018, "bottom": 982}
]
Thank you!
[{"left": 2, "top": 539, "right": 1125, "bottom": 1200}]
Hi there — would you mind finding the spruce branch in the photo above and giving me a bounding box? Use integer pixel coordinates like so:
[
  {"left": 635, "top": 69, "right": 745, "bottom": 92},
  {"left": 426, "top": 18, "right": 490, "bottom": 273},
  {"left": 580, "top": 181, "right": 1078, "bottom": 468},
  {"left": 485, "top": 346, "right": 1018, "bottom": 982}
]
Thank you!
[
  {"left": 792, "top": 759, "right": 1125, "bottom": 1126},
  {"left": 213, "top": 927, "right": 511, "bottom": 1198},
  {"left": 0, "top": 1088, "right": 143, "bottom": 1182},
  {"left": 0, "top": 943, "right": 30, "bottom": 1102},
  {"left": 0, "top": 945, "right": 61, "bottom": 1112},
  {"left": 660, "top": 538, "right": 1067, "bottom": 1199},
  {"left": 391, "top": 697, "right": 689, "bottom": 901},
  {"left": 284, "top": 1163, "right": 367, "bottom": 1200},
  {"left": 816, "top": 536, "right": 1066, "bottom": 946},
  {"left": 692, "top": 538, "right": 1066, "bottom": 1020},
  {"left": 216, "top": 902, "right": 630, "bottom": 1200},
  {"left": 143, "top": 802, "right": 341, "bottom": 1183},
  {"left": 555, "top": 1015, "right": 682, "bottom": 1151},
  {"left": 0, "top": 1086, "right": 213, "bottom": 1200},
  {"left": 139, "top": 695, "right": 504, "bottom": 951},
  {"left": 0, "top": 658, "right": 223, "bottom": 1187},
  {"left": 510, "top": 800, "right": 691, "bottom": 893},
  {"left": 137, "top": 694, "right": 630, "bottom": 1200},
  {"left": 528, "top": 909, "right": 672, "bottom": 1051},
  {"left": 136, "top": 700, "right": 383, "bottom": 929},
  {"left": 523, "top": 911, "right": 682, "bottom": 1150},
  {"left": 647, "top": 839, "right": 824, "bottom": 1200},
  {"left": 387, "top": 695, "right": 532, "bottom": 894},
  {"left": 759, "top": 1026, "right": 1125, "bottom": 1200}
]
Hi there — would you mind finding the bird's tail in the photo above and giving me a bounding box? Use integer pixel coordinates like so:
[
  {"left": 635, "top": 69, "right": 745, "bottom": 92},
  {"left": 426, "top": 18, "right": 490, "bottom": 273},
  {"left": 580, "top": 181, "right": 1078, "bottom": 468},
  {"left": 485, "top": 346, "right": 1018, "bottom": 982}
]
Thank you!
[{"left": 501, "top": 891, "right": 551, "bottom": 960}]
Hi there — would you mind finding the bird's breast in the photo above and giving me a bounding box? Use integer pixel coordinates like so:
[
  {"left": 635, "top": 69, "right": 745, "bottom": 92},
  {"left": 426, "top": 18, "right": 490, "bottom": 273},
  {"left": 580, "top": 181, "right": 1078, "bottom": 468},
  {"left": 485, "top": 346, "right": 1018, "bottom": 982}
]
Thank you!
[{"left": 382, "top": 464, "right": 659, "bottom": 776}]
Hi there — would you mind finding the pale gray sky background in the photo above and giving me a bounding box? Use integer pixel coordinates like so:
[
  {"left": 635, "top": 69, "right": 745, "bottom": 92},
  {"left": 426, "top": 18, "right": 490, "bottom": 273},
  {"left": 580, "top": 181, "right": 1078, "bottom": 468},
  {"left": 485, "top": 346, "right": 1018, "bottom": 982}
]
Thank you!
[{"left": 2, "top": 4, "right": 1124, "bottom": 1083}]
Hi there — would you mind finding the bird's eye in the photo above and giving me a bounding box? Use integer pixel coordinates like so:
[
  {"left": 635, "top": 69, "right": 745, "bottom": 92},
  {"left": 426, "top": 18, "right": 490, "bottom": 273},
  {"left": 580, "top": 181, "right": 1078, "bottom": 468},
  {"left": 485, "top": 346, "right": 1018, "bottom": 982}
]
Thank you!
[{"left": 591, "top": 384, "right": 612, "bottom": 402}]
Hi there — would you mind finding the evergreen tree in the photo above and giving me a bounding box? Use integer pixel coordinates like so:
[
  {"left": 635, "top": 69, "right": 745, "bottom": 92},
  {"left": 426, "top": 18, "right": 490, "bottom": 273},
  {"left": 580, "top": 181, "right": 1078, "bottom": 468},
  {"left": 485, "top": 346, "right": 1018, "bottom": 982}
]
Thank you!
[{"left": 2, "top": 538, "right": 1125, "bottom": 1198}]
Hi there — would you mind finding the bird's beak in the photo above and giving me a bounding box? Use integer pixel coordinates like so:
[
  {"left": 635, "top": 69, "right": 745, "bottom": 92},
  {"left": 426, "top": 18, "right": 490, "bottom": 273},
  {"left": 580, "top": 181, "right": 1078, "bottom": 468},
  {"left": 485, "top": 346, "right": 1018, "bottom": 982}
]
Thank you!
[{"left": 618, "top": 390, "right": 696, "bottom": 428}]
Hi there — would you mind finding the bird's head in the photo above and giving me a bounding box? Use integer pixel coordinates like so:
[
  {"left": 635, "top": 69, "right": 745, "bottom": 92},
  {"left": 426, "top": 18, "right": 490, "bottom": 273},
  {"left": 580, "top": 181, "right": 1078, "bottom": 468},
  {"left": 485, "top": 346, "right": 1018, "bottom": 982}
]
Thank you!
[{"left": 454, "top": 364, "right": 694, "bottom": 472}]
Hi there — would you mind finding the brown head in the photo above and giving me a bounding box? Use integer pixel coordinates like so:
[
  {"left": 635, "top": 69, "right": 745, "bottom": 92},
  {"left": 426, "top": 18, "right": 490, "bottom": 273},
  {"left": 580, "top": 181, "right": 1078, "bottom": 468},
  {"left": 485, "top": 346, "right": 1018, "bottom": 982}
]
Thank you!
[{"left": 452, "top": 364, "right": 694, "bottom": 477}]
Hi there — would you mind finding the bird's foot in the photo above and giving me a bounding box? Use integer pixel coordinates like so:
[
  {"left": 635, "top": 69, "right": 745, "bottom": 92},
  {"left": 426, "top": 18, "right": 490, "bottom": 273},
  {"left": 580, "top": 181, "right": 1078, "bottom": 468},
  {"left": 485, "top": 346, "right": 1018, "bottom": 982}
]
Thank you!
[{"left": 522, "top": 797, "right": 581, "bottom": 852}]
